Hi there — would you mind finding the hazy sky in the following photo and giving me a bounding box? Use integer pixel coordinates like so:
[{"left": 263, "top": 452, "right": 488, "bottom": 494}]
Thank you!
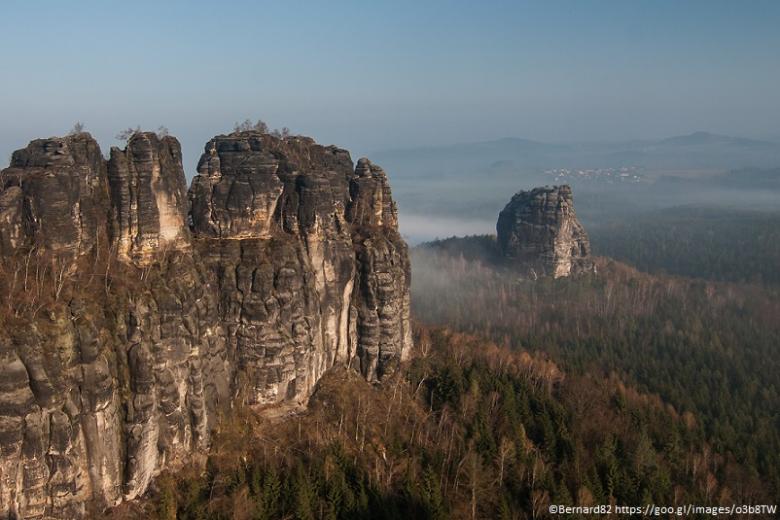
[{"left": 1, "top": 0, "right": 779, "bottom": 173}]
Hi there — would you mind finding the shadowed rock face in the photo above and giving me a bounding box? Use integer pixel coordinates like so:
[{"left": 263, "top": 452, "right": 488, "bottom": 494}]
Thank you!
[
  {"left": 497, "top": 185, "right": 594, "bottom": 278},
  {"left": 0, "top": 130, "right": 411, "bottom": 518},
  {"left": 0, "top": 133, "right": 109, "bottom": 256}
]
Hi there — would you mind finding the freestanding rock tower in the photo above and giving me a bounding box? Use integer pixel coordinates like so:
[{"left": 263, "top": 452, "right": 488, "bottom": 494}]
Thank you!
[{"left": 496, "top": 185, "right": 594, "bottom": 278}]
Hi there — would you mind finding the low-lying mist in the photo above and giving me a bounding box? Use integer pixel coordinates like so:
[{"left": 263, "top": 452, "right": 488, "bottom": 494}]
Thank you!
[
  {"left": 380, "top": 134, "right": 780, "bottom": 242},
  {"left": 394, "top": 168, "right": 780, "bottom": 243}
]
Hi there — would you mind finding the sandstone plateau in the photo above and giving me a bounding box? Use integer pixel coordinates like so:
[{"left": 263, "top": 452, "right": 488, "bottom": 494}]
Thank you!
[
  {"left": 0, "top": 130, "right": 411, "bottom": 518},
  {"left": 497, "top": 185, "right": 594, "bottom": 278}
]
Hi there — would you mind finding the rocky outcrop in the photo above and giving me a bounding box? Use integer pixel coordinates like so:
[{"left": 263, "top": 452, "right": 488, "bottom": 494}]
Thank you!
[
  {"left": 107, "top": 132, "right": 190, "bottom": 264},
  {"left": 189, "top": 132, "right": 411, "bottom": 401},
  {"left": 0, "top": 130, "right": 411, "bottom": 518},
  {"left": 348, "top": 158, "right": 411, "bottom": 376},
  {"left": 0, "top": 133, "right": 109, "bottom": 256},
  {"left": 497, "top": 185, "right": 594, "bottom": 278}
]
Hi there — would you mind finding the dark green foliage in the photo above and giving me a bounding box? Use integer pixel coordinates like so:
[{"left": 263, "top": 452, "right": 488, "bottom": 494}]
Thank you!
[{"left": 589, "top": 207, "right": 780, "bottom": 284}]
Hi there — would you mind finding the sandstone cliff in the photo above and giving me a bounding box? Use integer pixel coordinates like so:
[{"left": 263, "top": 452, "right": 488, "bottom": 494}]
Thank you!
[
  {"left": 0, "top": 130, "right": 411, "bottom": 518},
  {"left": 0, "top": 133, "right": 108, "bottom": 257},
  {"left": 497, "top": 185, "right": 594, "bottom": 278},
  {"left": 107, "top": 132, "right": 190, "bottom": 264}
]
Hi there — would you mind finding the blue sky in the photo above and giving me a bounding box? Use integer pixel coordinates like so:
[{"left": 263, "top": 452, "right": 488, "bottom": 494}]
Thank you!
[{"left": 1, "top": 0, "right": 779, "bottom": 173}]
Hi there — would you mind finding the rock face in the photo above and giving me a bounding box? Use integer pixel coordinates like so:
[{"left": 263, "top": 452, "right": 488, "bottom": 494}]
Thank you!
[
  {"left": 0, "top": 187, "right": 24, "bottom": 256},
  {"left": 496, "top": 185, "right": 594, "bottom": 278},
  {"left": 189, "top": 133, "right": 412, "bottom": 400},
  {"left": 107, "top": 132, "right": 190, "bottom": 264},
  {"left": 0, "top": 133, "right": 109, "bottom": 256},
  {"left": 0, "top": 130, "right": 411, "bottom": 518}
]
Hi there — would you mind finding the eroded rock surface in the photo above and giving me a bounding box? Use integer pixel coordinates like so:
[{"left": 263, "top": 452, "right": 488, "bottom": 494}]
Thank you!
[
  {"left": 0, "top": 133, "right": 109, "bottom": 256},
  {"left": 108, "top": 132, "right": 190, "bottom": 264},
  {"left": 0, "top": 130, "right": 411, "bottom": 518},
  {"left": 497, "top": 185, "right": 594, "bottom": 278}
]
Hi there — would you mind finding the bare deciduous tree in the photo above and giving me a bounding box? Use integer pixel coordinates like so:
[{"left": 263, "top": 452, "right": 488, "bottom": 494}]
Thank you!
[
  {"left": 233, "top": 119, "right": 269, "bottom": 133},
  {"left": 69, "top": 121, "right": 85, "bottom": 135},
  {"left": 116, "top": 126, "right": 141, "bottom": 141},
  {"left": 253, "top": 120, "right": 269, "bottom": 133},
  {"left": 270, "top": 127, "right": 293, "bottom": 138},
  {"left": 234, "top": 119, "right": 252, "bottom": 132},
  {"left": 231, "top": 119, "right": 294, "bottom": 138},
  {"left": 496, "top": 437, "right": 515, "bottom": 486}
]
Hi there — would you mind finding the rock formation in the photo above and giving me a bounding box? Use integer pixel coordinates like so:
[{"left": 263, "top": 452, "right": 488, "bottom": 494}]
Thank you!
[
  {"left": 107, "top": 132, "right": 190, "bottom": 264},
  {"left": 0, "top": 130, "right": 411, "bottom": 518},
  {"left": 496, "top": 185, "right": 594, "bottom": 278},
  {"left": 0, "top": 133, "right": 109, "bottom": 256}
]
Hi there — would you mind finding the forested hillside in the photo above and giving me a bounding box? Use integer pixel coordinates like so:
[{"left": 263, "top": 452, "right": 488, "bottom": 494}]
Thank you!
[
  {"left": 412, "top": 244, "right": 780, "bottom": 503},
  {"left": 107, "top": 327, "right": 759, "bottom": 519},
  {"left": 589, "top": 208, "right": 780, "bottom": 284},
  {"left": 102, "top": 213, "right": 780, "bottom": 518}
]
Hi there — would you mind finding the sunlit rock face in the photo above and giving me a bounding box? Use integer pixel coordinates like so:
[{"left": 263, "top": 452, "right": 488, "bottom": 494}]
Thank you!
[
  {"left": 189, "top": 132, "right": 412, "bottom": 400},
  {"left": 0, "top": 130, "right": 411, "bottom": 518},
  {"left": 497, "top": 185, "right": 594, "bottom": 278},
  {"left": 347, "top": 158, "right": 412, "bottom": 373},
  {"left": 0, "top": 186, "right": 24, "bottom": 256},
  {"left": 108, "top": 132, "right": 190, "bottom": 264}
]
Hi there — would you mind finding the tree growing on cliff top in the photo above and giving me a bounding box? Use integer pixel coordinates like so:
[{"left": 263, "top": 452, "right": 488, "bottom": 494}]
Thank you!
[
  {"left": 270, "top": 127, "right": 291, "bottom": 138},
  {"left": 68, "top": 121, "right": 85, "bottom": 135},
  {"left": 232, "top": 119, "right": 293, "bottom": 138},
  {"left": 233, "top": 118, "right": 268, "bottom": 133},
  {"left": 116, "top": 126, "right": 141, "bottom": 142}
]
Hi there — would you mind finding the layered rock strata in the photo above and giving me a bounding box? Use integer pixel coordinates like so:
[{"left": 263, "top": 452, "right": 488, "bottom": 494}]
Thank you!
[
  {"left": 107, "top": 132, "right": 190, "bottom": 264},
  {"left": 0, "top": 130, "right": 411, "bottom": 518},
  {"left": 496, "top": 185, "right": 594, "bottom": 278},
  {"left": 0, "top": 133, "right": 109, "bottom": 256}
]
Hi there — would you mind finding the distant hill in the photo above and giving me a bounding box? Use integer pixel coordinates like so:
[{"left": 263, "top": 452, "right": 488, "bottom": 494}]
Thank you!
[
  {"left": 373, "top": 131, "right": 780, "bottom": 178},
  {"left": 376, "top": 133, "right": 780, "bottom": 242},
  {"left": 659, "top": 131, "right": 776, "bottom": 148}
]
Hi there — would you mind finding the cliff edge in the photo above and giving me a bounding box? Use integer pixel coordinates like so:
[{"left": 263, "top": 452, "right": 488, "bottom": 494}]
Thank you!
[{"left": 0, "top": 130, "right": 411, "bottom": 518}]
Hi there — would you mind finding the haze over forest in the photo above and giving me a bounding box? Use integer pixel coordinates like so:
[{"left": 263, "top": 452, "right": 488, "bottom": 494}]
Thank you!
[{"left": 374, "top": 131, "right": 780, "bottom": 242}]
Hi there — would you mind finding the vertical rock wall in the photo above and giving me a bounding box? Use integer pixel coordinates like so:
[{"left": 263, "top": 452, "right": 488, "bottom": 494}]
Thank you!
[
  {"left": 497, "top": 185, "right": 594, "bottom": 278},
  {"left": 0, "top": 130, "right": 411, "bottom": 518},
  {"left": 107, "top": 133, "right": 190, "bottom": 264},
  {"left": 0, "top": 133, "right": 109, "bottom": 256}
]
